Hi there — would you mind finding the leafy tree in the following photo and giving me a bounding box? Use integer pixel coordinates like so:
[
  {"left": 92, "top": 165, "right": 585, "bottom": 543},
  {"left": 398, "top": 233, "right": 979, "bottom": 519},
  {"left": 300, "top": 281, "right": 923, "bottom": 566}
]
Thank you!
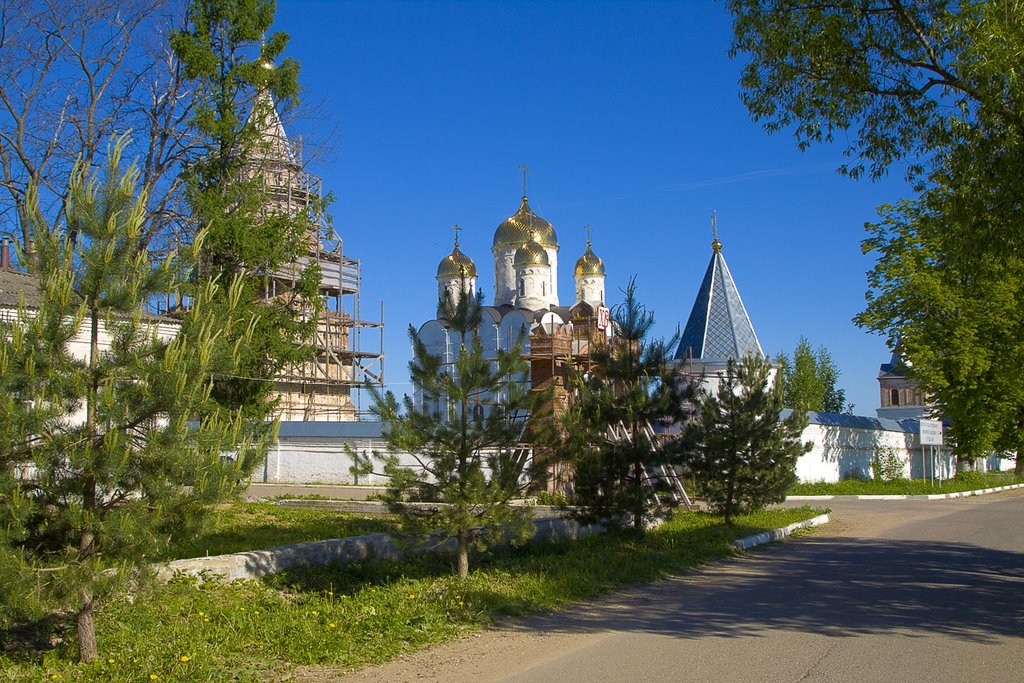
[
  {"left": 556, "top": 278, "right": 692, "bottom": 535},
  {"left": 369, "top": 287, "right": 540, "bottom": 579},
  {"left": 686, "top": 353, "right": 810, "bottom": 525},
  {"left": 786, "top": 338, "right": 823, "bottom": 413},
  {"left": 856, "top": 168, "right": 1024, "bottom": 468},
  {"left": 0, "top": 0, "right": 196, "bottom": 260},
  {"left": 0, "top": 139, "right": 270, "bottom": 662},
  {"left": 729, "top": 1, "right": 1024, "bottom": 470},
  {"left": 776, "top": 337, "right": 850, "bottom": 414},
  {"left": 171, "top": 0, "right": 320, "bottom": 419},
  {"left": 727, "top": 0, "right": 1023, "bottom": 181},
  {"left": 817, "top": 346, "right": 849, "bottom": 414}
]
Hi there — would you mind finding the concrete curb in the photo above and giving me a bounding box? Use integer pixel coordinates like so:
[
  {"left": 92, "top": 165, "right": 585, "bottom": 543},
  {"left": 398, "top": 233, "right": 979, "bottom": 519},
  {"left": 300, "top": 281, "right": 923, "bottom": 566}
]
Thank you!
[
  {"left": 730, "top": 513, "right": 830, "bottom": 551},
  {"left": 786, "top": 482, "right": 1024, "bottom": 502},
  {"left": 157, "top": 515, "right": 602, "bottom": 582}
]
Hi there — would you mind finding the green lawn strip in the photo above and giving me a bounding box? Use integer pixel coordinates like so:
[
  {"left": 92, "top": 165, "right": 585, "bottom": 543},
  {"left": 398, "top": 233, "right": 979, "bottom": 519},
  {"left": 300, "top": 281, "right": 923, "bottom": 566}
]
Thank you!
[
  {"left": 165, "top": 502, "right": 399, "bottom": 560},
  {"left": 1, "top": 506, "right": 822, "bottom": 682},
  {"left": 789, "top": 472, "right": 1024, "bottom": 496}
]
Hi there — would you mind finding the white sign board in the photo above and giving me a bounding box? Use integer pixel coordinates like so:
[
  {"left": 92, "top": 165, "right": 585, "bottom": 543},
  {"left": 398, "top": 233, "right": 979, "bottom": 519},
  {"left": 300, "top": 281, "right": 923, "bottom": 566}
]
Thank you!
[
  {"left": 596, "top": 306, "right": 610, "bottom": 330},
  {"left": 920, "top": 419, "right": 944, "bottom": 446}
]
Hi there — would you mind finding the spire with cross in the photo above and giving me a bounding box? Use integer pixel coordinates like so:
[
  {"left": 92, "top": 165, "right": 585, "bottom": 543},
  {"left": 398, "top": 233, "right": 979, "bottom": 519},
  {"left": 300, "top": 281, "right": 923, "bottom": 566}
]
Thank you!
[
  {"left": 711, "top": 210, "right": 722, "bottom": 253},
  {"left": 519, "top": 163, "right": 530, "bottom": 197},
  {"left": 452, "top": 224, "right": 462, "bottom": 248}
]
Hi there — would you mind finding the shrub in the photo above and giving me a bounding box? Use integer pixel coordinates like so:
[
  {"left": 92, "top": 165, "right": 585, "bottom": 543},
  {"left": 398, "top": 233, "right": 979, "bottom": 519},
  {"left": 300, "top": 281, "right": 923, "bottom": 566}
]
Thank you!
[{"left": 870, "top": 445, "right": 907, "bottom": 481}]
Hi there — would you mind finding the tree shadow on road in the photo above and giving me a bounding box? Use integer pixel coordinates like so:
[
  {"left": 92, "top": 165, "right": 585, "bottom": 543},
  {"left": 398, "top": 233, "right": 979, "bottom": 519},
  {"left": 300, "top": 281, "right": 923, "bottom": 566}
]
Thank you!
[{"left": 503, "top": 536, "right": 1024, "bottom": 644}]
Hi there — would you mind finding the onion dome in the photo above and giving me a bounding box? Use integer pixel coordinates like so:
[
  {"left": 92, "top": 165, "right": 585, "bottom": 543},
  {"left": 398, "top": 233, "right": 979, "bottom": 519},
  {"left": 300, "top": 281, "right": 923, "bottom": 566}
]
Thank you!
[
  {"left": 513, "top": 235, "right": 550, "bottom": 268},
  {"left": 436, "top": 243, "right": 477, "bottom": 279},
  {"left": 574, "top": 242, "right": 605, "bottom": 278},
  {"left": 493, "top": 195, "right": 558, "bottom": 249}
]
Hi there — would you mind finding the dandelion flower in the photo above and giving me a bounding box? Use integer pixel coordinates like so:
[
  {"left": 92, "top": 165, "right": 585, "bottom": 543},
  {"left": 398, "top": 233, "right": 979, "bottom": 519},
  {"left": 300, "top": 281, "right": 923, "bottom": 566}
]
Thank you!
[
  {"left": 459, "top": 601, "right": 464, "bottom": 606},
  {"left": 150, "top": 675, "right": 159, "bottom": 680},
  {"left": 50, "top": 676, "right": 59, "bottom": 680},
  {"left": 180, "top": 656, "right": 190, "bottom": 662},
  {"left": 328, "top": 623, "right": 336, "bottom": 629},
  {"left": 408, "top": 594, "right": 416, "bottom": 600},
  {"left": 327, "top": 591, "right": 333, "bottom": 596},
  {"left": 239, "top": 607, "right": 246, "bottom": 611},
  {"left": 197, "top": 611, "right": 204, "bottom": 617},
  {"left": 311, "top": 610, "right": 319, "bottom": 616},
  {"left": 203, "top": 618, "right": 209, "bottom": 623},
  {"left": 107, "top": 658, "right": 115, "bottom": 664}
]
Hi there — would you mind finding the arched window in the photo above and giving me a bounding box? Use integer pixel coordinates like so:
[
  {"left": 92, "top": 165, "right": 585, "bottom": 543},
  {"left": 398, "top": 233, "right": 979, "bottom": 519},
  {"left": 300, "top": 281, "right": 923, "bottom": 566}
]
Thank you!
[
  {"left": 542, "top": 280, "right": 546, "bottom": 296},
  {"left": 890, "top": 388, "right": 900, "bottom": 406},
  {"left": 518, "top": 278, "right": 525, "bottom": 296}
]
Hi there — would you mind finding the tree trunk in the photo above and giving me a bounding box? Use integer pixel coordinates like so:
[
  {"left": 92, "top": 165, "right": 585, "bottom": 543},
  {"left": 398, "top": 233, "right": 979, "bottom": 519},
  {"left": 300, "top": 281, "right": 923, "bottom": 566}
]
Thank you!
[
  {"left": 78, "top": 310, "right": 100, "bottom": 662},
  {"left": 633, "top": 459, "right": 644, "bottom": 535},
  {"left": 457, "top": 528, "right": 469, "bottom": 579},
  {"left": 1016, "top": 439, "right": 1023, "bottom": 477},
  {"left": 77, "top": 529, "right": 98, "bottom": 662},
  {"left": 725, "top": 475, "right": 735, "bottom": 527}
]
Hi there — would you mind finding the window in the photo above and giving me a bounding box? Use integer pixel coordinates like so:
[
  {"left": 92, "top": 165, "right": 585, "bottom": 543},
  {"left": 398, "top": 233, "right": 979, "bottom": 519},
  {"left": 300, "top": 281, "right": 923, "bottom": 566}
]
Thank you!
[
  {"left": 518, "top": 278, "right": 525, "bottom": 296},
  {"left": 890, "top": 388, "right": 900, "bottom": 406}
]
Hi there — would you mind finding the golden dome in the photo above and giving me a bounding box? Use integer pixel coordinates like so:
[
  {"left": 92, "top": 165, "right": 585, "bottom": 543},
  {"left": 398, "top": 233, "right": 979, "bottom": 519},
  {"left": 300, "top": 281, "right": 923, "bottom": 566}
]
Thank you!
[
  {"left": 436, "top": 244, "right": 477, "bottom": 279},
  {"left": 493, "top": 196, "right": 558, "bottom": 250},
  {"left": 574, "top": 243, "right": 605, "bottom": 278},
  {"left": 513, "top": 236, "right": 550, "bottom": 268}
]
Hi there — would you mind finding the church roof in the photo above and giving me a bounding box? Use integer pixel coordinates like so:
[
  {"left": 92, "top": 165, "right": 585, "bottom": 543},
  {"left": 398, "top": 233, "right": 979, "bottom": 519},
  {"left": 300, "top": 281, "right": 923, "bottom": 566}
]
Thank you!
[
  {"left": 436, "top": 242, "right": 477, "bottom": 279},
  {"left": 673, "top": 238, "right": 762, "bottom": 363},
  {"left": 513, "top": 236, "right": 550, "bottom": 267},
  {"left": 493, "top": 196, "right": 558, "bottom": 250},
  {"left": 247, "top": 89, "right": 298, "bottom": 166},
  {"left": 878, "top": 348, "right": 907, "bottom": 378},
  {"left": 573, "top": 241, "right": 605, "bottom": 277}
]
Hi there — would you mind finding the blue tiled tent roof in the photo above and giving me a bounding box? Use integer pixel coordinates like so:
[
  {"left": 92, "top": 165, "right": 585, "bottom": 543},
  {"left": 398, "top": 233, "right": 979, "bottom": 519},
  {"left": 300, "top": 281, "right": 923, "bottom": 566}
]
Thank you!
[{"left": 674, "top": 246, "right": 762, "bottom": 362}]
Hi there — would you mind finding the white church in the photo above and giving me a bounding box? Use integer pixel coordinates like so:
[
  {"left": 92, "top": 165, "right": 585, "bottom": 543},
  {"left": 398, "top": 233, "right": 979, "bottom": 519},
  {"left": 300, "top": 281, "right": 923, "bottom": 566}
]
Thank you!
[{"left": 413, "top": 194, "right": 613, "bottom": 417}]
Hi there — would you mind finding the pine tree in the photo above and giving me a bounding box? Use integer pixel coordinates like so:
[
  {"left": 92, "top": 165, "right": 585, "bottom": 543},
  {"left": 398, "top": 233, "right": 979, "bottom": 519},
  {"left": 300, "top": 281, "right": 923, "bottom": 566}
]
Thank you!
[
  {"left": 171, "top": 0, "right": 320, "bottom": 419},
  {"left": 557, "top": 278, "right": 692, "bottom": 534},
  {"left": 0, "top": 138, "right": 271, "bottom": 662},
  {"left": 687, "top": 353, "right": 809, "bottom": 525},
  {"left": 370, "top": 287, "right": 540, "bottom": 579}
]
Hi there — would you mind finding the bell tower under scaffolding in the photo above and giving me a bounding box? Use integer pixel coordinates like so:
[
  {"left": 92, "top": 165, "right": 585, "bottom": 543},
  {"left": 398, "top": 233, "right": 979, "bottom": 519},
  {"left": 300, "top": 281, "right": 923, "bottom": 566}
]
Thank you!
[{"left": 249, "top": 92, "right": 384, "bottom": 420}]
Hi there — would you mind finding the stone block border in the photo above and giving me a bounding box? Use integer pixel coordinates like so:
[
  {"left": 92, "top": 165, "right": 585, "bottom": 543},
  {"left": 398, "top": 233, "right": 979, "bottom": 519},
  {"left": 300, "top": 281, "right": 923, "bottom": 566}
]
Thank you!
[
  {"left": 157, "top": 516, "right": 603, "bottom": 583},
  {"left": 786, "top": 482, "right": 1024, "bottom": 502},
  {"left": 730, "top": 513, "right": 830, "bottom": 551}
]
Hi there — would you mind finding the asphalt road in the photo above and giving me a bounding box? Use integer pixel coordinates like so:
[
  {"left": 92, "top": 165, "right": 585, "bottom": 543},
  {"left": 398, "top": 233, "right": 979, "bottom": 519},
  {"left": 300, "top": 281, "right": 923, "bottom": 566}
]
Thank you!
[{"left": 327, "top": 491, "right": 1024, "bottom": 683}]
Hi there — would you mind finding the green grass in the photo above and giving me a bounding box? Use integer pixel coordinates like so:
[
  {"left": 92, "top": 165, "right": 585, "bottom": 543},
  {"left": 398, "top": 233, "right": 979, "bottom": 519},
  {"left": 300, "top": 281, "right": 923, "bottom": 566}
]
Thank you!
[
  {"left": 789, "top": 471, "right": 1024, "bottom": 496},
  {"left": 165, "top": 502, "right": 399, "bottom": 560},
  {"left": 1, "top": 506, "right": 824, "bottom": 682}
]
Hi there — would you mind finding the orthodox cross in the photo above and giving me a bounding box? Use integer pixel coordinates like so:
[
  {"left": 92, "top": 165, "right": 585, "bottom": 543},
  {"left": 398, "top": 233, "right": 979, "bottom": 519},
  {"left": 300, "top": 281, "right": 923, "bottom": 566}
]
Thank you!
[
  {"left": 519, "top": 163, "right": 530, "bottom": 196},
  {"left": 452, "top": 224, "right": 461, "bottom": 247},
  {"left": 584, "top": 224, "right": 593, "bottom": 247}
]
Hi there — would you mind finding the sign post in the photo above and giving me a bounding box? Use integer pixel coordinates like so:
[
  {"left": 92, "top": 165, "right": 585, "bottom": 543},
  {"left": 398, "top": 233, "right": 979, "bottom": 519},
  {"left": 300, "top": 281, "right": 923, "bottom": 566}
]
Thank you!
[{"left": 919, "top": 419, "right": 944, "bottom": 486}]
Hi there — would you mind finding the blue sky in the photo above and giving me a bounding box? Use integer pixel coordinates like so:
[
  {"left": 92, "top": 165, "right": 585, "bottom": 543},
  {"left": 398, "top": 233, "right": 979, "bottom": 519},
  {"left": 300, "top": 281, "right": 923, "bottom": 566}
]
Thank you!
[{"left": 273, "top": 0, "right": 910, "bottom": 415}]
